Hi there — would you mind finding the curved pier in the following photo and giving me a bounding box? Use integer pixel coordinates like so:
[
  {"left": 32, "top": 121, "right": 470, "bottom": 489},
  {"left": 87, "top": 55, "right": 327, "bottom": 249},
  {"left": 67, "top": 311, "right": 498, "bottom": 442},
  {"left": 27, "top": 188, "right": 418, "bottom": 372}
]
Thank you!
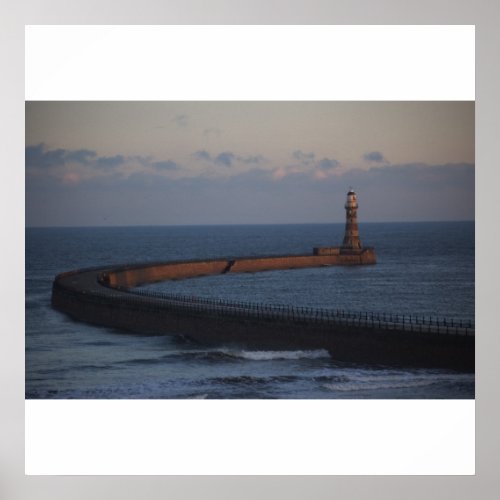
[{"left": 51, "top": 250, "right": 474, "bottom": 372}]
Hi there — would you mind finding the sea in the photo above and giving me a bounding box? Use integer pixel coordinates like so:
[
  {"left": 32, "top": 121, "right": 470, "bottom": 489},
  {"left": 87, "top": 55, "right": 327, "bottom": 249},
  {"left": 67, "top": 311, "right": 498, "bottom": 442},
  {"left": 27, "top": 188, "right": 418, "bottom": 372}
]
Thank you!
[{"left": 26, "top": 222, "right": 475, "bottom": 399}]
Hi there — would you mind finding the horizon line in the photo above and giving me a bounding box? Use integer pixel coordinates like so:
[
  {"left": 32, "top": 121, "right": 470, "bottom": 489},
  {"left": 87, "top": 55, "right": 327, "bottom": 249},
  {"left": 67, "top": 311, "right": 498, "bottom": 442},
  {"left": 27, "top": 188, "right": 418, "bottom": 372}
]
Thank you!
[{"left": 26, "top": 219, "right": 475, "bottom": 230}]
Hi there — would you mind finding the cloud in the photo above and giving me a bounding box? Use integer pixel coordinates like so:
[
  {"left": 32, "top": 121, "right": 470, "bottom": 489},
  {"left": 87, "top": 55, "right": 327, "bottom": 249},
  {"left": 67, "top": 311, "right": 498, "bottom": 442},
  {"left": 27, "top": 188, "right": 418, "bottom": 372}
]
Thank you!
[
  {"left": 151, "top": 160, "right": 180, "bottom": 171},
  {"left": 61, "top": 172, "right": 82, "bottom": 185},
  {"left": 272, "top": 165, "right": 305, "bottom": 180},
  {"left": 172, "top": 114, "right": 188, "bottom": 127},
  {"left": 26, "top": 143, "right": 101, "bottom": 169},
  {"left": 317, "top": 158, "right": 339, "bottom": 170},
  {"left": 363, "top": 151, "right": 387, "bottom": 163},
  {"left": 290, "top": 149, "right": 339, "bottom": 170},
  {"left": 275, "top": 150, "right": 339, "bottom": 180},
  {"left": 193, "top": 150, "right": 212, "bottom": 162},
  {"left": 64, "top": 149, "right": 97, "bottom": 165},
  {"left": 215, "top": 152, "right": 236, "bottom": 167},
  {"left": 239, "top": 154, "right": 265, "bottom": 164},
  {"left": 25, "top": 144, "right": 184, "bottom": 185},
  {"left": 193, "top": 149, "right": 264, "bottom": 167},
  {"left": 312, "top": 158, "right": 339, "bottom": 180},
  {"left": 25, "top": 143, "right": 67, "bottom": 168},
  {"left": 334, "top": 164, "right": 474, "bottom": 210},
  {"left": 96, "top": 155, "right": 125, "bottom": 169},
  {"left": 292, "top": 150, "right": 315, "bottom": 164},
  {"left": 26, "top": 161, "right": 474, "bottom": 226}
]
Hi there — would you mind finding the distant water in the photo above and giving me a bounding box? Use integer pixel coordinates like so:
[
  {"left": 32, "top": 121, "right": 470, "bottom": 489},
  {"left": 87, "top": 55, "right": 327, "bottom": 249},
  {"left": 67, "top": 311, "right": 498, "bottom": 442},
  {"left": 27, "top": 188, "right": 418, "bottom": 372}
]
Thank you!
[{"left": 26, "top": 222, "right": 474, "bottom": 399}]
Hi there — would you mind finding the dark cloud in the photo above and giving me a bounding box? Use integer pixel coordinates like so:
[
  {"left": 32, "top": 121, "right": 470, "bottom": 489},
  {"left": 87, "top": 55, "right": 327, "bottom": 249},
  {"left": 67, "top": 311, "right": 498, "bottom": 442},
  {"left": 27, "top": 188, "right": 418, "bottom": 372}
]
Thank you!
[
  {"left": 26, "top": 143, "right": 101, "bottom": 169},
  {"left": 239, "top": 154, "right": 265, "bottom": 164},
  {"left": 134, "top": 156, "right": 182, "bottom": 172},
  {"left": 292, "top": 150, "right": 338, "bottom": 171},
  {"left": 317, "top": 158, "right": 339, "bottom": 170},
  {"left": 193, "top": 150, "right": 264, "bottom": 167},
  {"left": 26, "top": 143, "right": 66, "bottom": 168},
  {"left": 65, "top": 149, "right": 97, "bottom": 164},
  {"left": 26, "top": 144, "right": 183, "bottom": 175},
  {"left": 26, "top": 161, "right": 474, "bottom": 226},
  {"left": 193, "top": 150, "right": 212, "bottom": 162},
  {"left": 215, "top": 152, "right": 236, "bottom": 167},
  {"left": 363, "top": 151, "right": 387, "bottom": 163},
  {"left": 293, "top": 150, "right": 315, "bottom": 163},
  {"left": 96, "top": 155, "right": 125, "bottom": 169},
  {"left": 25, "top": 144, "right": 44, "bottom": 167}
]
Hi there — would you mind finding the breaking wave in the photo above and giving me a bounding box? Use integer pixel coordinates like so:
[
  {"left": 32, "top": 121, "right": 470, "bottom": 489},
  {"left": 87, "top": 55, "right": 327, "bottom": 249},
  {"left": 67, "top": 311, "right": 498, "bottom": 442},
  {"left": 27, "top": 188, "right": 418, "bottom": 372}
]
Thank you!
[{"left": 222, "top": 349, "right": 330, "bottom": 361}]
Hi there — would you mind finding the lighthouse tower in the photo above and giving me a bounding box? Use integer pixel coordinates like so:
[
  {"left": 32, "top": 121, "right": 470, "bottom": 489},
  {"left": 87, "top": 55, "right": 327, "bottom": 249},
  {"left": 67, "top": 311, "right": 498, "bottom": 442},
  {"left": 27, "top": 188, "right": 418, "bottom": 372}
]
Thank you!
[
  {"left": 311, "top": 187, "right": 374, "bottom": 261},
  {"left": 341, "top": 188, "right": 362, "bottom": 251}
]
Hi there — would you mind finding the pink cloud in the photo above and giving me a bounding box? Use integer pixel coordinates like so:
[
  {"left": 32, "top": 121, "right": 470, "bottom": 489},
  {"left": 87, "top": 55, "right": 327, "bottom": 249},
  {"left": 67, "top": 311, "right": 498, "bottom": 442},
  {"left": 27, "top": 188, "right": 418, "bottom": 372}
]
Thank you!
[{"left": 61, "top": 172, "right": 81, "bottom": 185}]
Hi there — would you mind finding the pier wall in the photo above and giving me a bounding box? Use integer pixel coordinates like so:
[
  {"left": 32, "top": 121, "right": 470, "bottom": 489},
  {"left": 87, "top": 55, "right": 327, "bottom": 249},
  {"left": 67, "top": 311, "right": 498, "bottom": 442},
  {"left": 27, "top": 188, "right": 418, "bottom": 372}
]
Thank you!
[
  {"left": 52, "top": 279, "right": 474, "bottom": 372},
  {"left": 106, "top": 248, "right": 376, "bottom": 288},
  {"left": 106, "top": 259, "right": 229, "bottom": 288},
  {"left": 51, "top": 247, "right": 474, "bottom": 372},
  {"left": 230, "top": 253, "right": 363, "bottom": 273}
]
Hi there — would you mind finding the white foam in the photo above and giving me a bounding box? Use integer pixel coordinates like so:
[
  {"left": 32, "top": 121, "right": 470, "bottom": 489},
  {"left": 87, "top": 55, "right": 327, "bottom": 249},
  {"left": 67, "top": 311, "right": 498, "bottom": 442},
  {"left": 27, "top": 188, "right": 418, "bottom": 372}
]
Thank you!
[
  {"left": 324, "top": 372, "right": 474, "bottom": 392},
  {"left": 228, "top": 349, "right": 330, "bottom": 361},
  {"left": 189, "top": 393, "right": 209, "bottom": 399}
]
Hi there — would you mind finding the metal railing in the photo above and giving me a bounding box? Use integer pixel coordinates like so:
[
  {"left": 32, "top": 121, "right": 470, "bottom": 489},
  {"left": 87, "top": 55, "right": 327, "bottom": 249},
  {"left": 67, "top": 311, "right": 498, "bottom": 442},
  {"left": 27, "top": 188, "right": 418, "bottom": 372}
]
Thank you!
[{"left": 68, "top": 275, "right": 475, "bottom": 337}]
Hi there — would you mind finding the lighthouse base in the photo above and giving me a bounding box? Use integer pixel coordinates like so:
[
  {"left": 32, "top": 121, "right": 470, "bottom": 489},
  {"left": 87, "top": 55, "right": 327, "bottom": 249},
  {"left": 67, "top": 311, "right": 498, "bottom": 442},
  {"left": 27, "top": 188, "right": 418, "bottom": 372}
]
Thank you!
[{"left": 312, "top": 246, "right": 376, "bottom": 264}]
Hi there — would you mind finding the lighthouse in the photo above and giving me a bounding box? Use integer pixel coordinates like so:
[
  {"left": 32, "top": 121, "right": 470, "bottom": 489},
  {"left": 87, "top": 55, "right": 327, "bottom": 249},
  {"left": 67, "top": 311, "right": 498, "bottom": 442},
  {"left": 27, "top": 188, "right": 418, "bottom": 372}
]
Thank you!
[
  {"left": 312, "top": 188, "right": 374, "bottom": 262},
  {"left": 341, "top": 188, "right": 362, "bottom": 251}
]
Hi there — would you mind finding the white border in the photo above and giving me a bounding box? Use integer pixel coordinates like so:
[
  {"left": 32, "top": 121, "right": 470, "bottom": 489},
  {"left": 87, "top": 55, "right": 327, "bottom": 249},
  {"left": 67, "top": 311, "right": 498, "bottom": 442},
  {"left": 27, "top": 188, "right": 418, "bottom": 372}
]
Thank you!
[
  {"left": 25, "top": 25, "right": 475, "bottom": 476},
  {"left": 26, "top": 400, "right": 474, "bottom": 475},
  {"left": 25, "top": 25, "right": 475, "bottom": 100}
]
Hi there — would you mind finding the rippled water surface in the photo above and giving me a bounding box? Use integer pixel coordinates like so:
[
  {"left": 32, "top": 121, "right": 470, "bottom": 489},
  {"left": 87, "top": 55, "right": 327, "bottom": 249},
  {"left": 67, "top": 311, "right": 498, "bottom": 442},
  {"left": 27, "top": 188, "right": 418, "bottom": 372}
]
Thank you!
[{"left": 26, "top": 222, "right": 474, "bottom": 399}]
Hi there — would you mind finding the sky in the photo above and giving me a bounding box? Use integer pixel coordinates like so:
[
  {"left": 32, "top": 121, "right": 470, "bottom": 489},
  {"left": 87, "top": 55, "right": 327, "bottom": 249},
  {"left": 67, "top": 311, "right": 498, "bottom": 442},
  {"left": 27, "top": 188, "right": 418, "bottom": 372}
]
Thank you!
[{"left": 25, "top": 101, "right": 474, "bottom": 226}]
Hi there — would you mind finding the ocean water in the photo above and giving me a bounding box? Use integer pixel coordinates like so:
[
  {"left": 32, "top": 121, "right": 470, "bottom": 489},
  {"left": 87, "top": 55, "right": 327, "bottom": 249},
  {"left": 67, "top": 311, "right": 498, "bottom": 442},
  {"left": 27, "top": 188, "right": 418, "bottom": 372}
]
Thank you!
[{"left": 25, "top": 222, "right": 475, "bottom": 399}]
